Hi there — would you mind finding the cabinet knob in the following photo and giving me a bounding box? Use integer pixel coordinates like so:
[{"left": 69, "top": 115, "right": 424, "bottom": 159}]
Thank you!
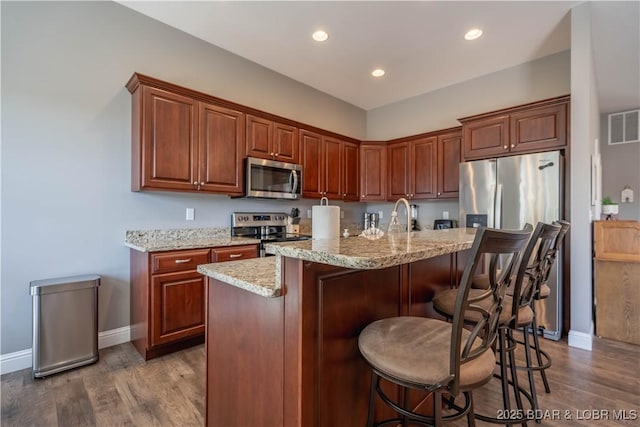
[
  {"left": 503, "top": 145, "right": 508, "bottom": 149},
  {"left": 193, "top": 181, "right": 198, "bottom": 185},
  {"left": 343, "top": 193, "right": 346, "bottom": 197},
  {"left": 361, "top": 195, "right": 365, "bottom": 198},
  {"left": 270, "top": 152, "right": 275, "bottom": 156},
  {"left": 511, "top": 144, "right": 515, "bottom": 148},
  {"left": 275, "top": 153, "right": 279, "bottom": 156},
  {"left": 200, "top": 182, "right": 205, "bottom": 186},
  {"left": 438, "top": 192, "right": 441, "bottom": 196}
]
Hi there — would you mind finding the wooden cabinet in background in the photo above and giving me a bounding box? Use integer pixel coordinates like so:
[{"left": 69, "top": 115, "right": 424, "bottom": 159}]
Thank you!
[
  {"left": 341, "top": 141, "right": 360, "bottom": 201},
  {"left": 246, "top": 114, "right": 299, "bottom": 163},
  {"left": 436, "top": 129, "right": 462, "bottom": 199},
  {"left": 130, "top": 244, "right": 258, "bottom": 360},
  {"left": 128, "top": 74, "right": 245, "bottom": 195},
  {"left": 199, "top": 102, "right": 245, "bottom": 194},
  {"left": 460, "top": 95, "right": 569, "bottom": 161},
  {"left": 594, "top": 220, "right": 640, "bottom": 345},
  {"left": 301, "top": 129, "right": 357, "bottom": 201},
  {"left": 359, "top": 143, "right": 386, "bottom": 201},
  {"left": 386, "top": 128, "right": 462, "bottom": 202}
]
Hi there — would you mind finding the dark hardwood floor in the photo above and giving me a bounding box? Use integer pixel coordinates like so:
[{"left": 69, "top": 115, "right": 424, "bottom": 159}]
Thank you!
[{"left": 1, "top": 336, "right": 638, "bottom": 426}]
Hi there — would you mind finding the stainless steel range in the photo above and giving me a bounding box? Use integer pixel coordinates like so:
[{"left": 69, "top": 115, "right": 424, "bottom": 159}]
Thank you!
[{"left": 231, "top": 212, "right": 310, "bottom": 257}]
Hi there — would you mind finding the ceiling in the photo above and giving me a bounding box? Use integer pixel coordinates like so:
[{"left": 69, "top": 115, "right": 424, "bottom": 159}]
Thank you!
[{"left": 119, "top": 1, "right": 638, "bottom": 113}]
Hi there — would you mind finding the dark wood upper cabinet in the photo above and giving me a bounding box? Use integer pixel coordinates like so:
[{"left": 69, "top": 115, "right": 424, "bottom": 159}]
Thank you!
[
  {"left": 410, "top": 136, "right": 437, "bottom": 199},
  {"left": 460, "top": 95, "right": 569, "bottom": 161},
  {"left": 387, "top": 141, "right": 410, "bottom": 200},
  {"left": 272, "top": 122, "right": 299, "bottom": 164},
  {"left": 462, "top": 115, "right": 509, "bottom": 160},
  {"left": 247, "top": 114, "right": 299, "bottom": 163},
  {"left": 199, "top": 102, "right": 245, "bottom": 195},
  {"left": 510, "top": 103, "right": 567, "bottom": 153},
  {"left": 360, "top": 144, "right": 386, "bottom": 201},
  {"left": 301, "top": 130, "right": 357, "bottom": 201},
  {"left": 437, "top": 129, "right": 462, "bottom": 199},
  {"left": 387, "top": 137, "right": 437, "bottom": 201},
  {"left": 301, "top": 129, "right": 323, "bottom": 198},
  {"left": 128, "top": 74, "right": 244, "bottom": 195},
  {"left": 135, "top": 86, "right": 199, "bottom": 191},
  {"left": 342, "top": 141, "right": 360, "bottom": 201}
]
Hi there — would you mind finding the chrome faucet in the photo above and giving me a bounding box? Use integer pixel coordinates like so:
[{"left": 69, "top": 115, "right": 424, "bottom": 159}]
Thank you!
[{"left": 388, "top": 197, "right": 411, "bottom": 234}]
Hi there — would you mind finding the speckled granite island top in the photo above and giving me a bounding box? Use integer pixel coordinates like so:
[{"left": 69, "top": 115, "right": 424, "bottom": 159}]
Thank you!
[
  {"left": 265, "top": 228, "right": 477, "bottom": 269},
  {"left": 125, "top": 227, "right": 259, "bottom": 252},
  {"left": 198, "top": 257, "right": 281, "bottom": 298}
]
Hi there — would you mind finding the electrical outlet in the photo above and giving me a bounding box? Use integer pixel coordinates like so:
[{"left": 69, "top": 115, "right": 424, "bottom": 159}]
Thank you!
[
  {"left": 378, "top": 210, "right": 383, "bottom": 219},
  {"left": 186, "top": 208, "right": 195, "bottom": 221},
  {"left": 307, "top": 209, "right": 312, "bottom": 218},
  {"left": 340, "top": 210, "right": 344, "bottom": 219},
  {"left": 442, "top": 211, "right": 449, "bottom": 220}
]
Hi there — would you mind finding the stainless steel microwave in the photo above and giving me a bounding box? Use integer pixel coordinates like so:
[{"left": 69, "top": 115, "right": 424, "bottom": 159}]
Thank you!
[{"left": 245, "top": 157, "right": 302, "bottom": 199}]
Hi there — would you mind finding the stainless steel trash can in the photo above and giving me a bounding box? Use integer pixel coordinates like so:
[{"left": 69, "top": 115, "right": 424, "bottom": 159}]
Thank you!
[{"left": 31, "top": 274, "right": 100, "bottom": 378}]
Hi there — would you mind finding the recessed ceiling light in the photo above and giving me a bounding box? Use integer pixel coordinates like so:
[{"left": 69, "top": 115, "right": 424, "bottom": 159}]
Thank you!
[
  {"left": 312, "top": 30, "right": 329, "bottom": 42},
  {"left": 464, "top": 28, "right": 483, "bottom": 41},
  {"left": 371, "top": 68, "right": 385, "bottom": 77}
]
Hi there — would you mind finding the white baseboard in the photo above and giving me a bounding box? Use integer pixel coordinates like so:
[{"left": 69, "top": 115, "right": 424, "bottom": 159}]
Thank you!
[
  {"left": 0, "top": 326, "right": 131, "bottom": 376},
  {"left": 568, "top": 330, "right": 593, "bottom": 351}
]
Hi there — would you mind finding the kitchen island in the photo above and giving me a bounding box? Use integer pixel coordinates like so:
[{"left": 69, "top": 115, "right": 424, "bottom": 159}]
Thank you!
[{"left": 197, "top": 229, "right": 476, "bottom": 427}]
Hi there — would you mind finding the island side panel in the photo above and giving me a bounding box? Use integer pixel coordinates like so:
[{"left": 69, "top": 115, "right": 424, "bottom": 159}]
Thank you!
[
  {"left": 283, "top": 252, "right": 468, "bottom": 427},
  {"left": 283, "top": 259, "right": 403, "bottom": 427},
  {"left": 206, "top": 278, "right": 284, "bottom": 427}
]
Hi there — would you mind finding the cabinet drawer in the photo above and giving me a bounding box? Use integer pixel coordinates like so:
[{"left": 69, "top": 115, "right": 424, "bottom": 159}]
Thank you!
[
  {"left": 212, "top": 245, "right": 258, "bottom": 262},
  {"left": 151, "top": 249, "right": 211, "bottom": 274}
]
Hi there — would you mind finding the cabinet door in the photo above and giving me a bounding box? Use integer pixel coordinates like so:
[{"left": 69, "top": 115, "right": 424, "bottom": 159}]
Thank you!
[
  {"left": 342, "top": 141, "right": 359, "bottom": 201},
  {"left": 510, "top": 103, "right": 567, "bottom": 153},
  {"left": 462, "top": 115, "right": 510, "bottom": 160},
  {"left": 151, "top": 270, "right": 206, "bottom": 346},
  {"left": 410, "top": 136, "right": 437, "bottom": 199},
  {"left": 273, "top": 122, "right": 299, "bottom": 164},
  {"left": 387, "top": 142, "right": 409, "bottom": 200},
  {"left": 360, "top": 144, "right": 386, "bottom": 201},
  {"left": 301, "top": 129, "right": 323, "bottom": 198},
  {"left": 323, "top": 137, "right": 343, "bottom": 199},
  {"left": 437, "top": 130, "right": 462, "bottom": 199},
  {"left": 199, "top": 102, "right": 245, "bottom": 194},
  {"left": 246, "top": 115, "right": 273, "bottom": 160},
  {"left": 141, "top": 87, "right": 198, "bottom": 191}
]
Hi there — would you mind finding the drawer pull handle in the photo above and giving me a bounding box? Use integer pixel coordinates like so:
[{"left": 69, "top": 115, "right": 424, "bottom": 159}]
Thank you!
[
  {"left": 174, "top": 258, "right": 192, "bottom": 264},
  {"left": 229, "top": 254, "right": 243, "bottom": 258}
]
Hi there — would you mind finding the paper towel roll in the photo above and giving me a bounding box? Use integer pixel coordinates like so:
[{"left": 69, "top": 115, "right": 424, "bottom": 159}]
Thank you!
[{"left": 312, "top": 198, "right": 340, "bottom": 240}]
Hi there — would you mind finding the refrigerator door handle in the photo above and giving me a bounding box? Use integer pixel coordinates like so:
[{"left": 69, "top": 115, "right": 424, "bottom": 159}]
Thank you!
[{"left": 495, "top": 184, "right": 503, "bottom": 229}]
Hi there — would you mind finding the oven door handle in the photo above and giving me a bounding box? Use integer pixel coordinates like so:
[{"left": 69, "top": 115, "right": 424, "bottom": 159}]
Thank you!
[{"left": 290, "top": 170, "right": 298, "bottom": 194}]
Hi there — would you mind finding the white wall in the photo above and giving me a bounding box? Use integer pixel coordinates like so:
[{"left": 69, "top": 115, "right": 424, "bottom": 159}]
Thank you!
[
  {"left": 567, "top": 2, "right": 600, "bottom": 351},
  {"left": 1, "top": 1, "right": 367, "bottom": 355},
  {"left": 367, "top": 50, "right": 570, "bottom": 140},
  {"left": 599, "top": 114, "right": 640, "bottom": 220}
]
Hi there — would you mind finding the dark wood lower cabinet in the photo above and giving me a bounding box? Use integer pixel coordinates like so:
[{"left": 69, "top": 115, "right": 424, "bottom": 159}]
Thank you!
[{"left": 205, "top": 251, "right": 469, "bottom": 427}]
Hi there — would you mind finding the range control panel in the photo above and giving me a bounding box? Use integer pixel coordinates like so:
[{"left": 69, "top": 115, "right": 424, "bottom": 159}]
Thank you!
[{"left": 232, "top": 212, "right": 289, "bottom": 227}]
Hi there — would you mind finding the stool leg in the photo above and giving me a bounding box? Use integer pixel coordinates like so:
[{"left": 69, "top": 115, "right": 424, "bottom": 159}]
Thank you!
[
  {"left": 367, "top": 371, "right": 377, "bottom": 427},
  {"left": 433, "top": 391, "right": 443, "bottom": 427},
  {"left": 507, "top": 328, "right": 527, "bottom": 427},
  {"left": 522, "top": 326, "right": 540, "bottom": 420},
  {"left": 498, "top": 328, "right": 512, "bottom": 417},
  {"left": 531, "top": 316, "right": 551, "bottom": 393},
  {"left": 467, "top": 391, "right": 476, "bottom": 427}
]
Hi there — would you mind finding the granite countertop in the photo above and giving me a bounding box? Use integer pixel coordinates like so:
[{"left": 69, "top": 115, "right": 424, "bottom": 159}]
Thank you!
[
  {"left": 198, "top": 256, "right": 281, "bottom": 298},
  {"left": 125, "top": 227, "right": 260, "bottom": 252},
  {"left": 197, "top": 228, "right": 477, "bottom": 298},
  {"left": 264, "top": 228, "right": 477, "bottom": 269}
]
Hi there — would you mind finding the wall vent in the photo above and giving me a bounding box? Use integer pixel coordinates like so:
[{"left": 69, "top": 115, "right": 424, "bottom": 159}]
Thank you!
[{"left": 608, "top": 109, "right": 639, "bottom": 145}]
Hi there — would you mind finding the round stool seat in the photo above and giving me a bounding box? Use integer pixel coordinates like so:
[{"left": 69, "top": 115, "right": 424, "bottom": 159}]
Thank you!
[
  {"left": 358, "top": 316, "right": 496, "bottom": 389},
  {"left": 433, "top": 289, "right": 533, "bottom": 327}
]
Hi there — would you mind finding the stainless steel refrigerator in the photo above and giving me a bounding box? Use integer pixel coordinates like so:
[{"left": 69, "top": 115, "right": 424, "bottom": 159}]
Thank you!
[{"left": 459, "top": 151, "right": 563, "bottom": 340}]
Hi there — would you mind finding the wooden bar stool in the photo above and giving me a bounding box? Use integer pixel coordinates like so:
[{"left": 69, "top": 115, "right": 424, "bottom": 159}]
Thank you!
[{"left": 358, "top": 226, "right": 532, "bottom": 427}]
